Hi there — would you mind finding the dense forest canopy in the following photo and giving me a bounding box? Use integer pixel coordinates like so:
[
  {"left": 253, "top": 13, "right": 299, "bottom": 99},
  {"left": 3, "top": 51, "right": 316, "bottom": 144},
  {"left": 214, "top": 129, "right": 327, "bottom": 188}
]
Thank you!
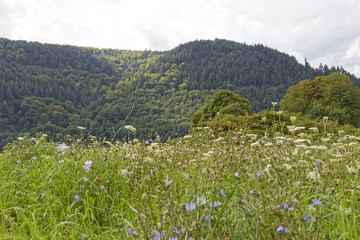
[
  {"left": 280, "top": 72, "right": 360, "bottom": 126},
  {"left": 1, "top": 37, "right": 359, "bottom": 148}
]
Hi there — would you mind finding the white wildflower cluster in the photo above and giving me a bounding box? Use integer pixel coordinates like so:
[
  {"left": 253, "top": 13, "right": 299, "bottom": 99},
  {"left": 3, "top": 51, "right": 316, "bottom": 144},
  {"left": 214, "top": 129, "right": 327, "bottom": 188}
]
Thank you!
[
  {"left": 124, "top": 125, "right": 136, "bottom": 133},
  {"left": 346, "top": 165, "right": 357, "bottom": 174},
  {"left": 143, "top": 157, "right": 154, "bottom": 164},
  {"left": 307, "top": 171, "right": 321, "bottom": 182}
]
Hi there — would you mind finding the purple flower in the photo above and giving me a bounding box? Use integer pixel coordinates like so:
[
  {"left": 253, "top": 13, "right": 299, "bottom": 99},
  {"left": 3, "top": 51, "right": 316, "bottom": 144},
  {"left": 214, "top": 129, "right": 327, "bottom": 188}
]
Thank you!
[
  {"left": 220, "top": 189, "right": 227, "bottom": 197},
  {"left": 257, "top": 170, "right": 263, "bottom": 178},
  {"left": 166, "top": 179, "right": 173, "bottom": 189},
  {"left": 169, "top": 237, "right": 178, "bottom": 240},
  {"left": 75, "top": 195, "right": 80, "bottom": 201},
  {"left": 198, "top": 197, "right": 207, "bottom": 206},
  {"left": 100, "top": 185, "right": 105, "bottom": 190},
  {"left": 276, "top": 226, "right": 289, "bottom": 233},
  {"left": 204, "top": 215, "right": 209, "bottom": 221},
  {"left": 311, "top": 199, "right": 322, "bottom": 205},
  {"left": 127, "top": 228, "right": 138, "bottom": 236},
  {"left": 284, "top": 203, "right": 294, "bottom": 211},
  {"left": 185, "top": 202, "right": 196, "bottom": 212},
  {"left": 317, "top": 160, "right": 320, "bottom": 170},
  {"left": 304, "top": 215, "right": 310, "bottom": 222},
  {"left": 232, "top": 137, "right": 237, "bottom": 140},
  {"left": 83, "top": 160, "right": 93, "bottom": 171},
  {"left": 151, "top": 230, "right": 160, "bottom": 240},
  {"left": 210, "top": 201, "right": 221, "bottom": 208}
]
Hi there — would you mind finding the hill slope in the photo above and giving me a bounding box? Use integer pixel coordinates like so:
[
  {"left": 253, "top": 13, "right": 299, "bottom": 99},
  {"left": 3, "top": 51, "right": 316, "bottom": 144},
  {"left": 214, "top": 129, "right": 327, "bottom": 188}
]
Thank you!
[{"left": 0, "top": 38, "right": 358, "bottom": 148}]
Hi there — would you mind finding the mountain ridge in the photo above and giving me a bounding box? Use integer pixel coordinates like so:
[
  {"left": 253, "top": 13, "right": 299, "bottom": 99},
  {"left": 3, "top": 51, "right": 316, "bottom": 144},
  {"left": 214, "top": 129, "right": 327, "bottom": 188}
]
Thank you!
[{"left": 0, "top": 37, "right": 358, "bottom": 148}]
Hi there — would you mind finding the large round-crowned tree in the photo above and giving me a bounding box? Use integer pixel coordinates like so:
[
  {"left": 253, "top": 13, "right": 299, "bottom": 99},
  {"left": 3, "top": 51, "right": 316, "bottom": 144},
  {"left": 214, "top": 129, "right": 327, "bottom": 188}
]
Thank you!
[{"left": 280, "top": 72, "right": 360, "bottom": 126}]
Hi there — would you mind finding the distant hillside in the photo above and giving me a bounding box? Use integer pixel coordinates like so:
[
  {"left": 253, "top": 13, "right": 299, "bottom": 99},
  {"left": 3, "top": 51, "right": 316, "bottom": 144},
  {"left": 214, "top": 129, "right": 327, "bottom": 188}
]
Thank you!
[{"left": 0, "top": 38, "right": 358, "bottom": 148}]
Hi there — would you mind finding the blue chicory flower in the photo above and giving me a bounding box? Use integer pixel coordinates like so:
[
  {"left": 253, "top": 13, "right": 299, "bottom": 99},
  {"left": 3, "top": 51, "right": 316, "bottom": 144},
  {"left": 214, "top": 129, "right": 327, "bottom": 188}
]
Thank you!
[
  {"left": 284, "top": 203, "right": 294, "bottom": 211},
  {"left": 185, "top": 202, "right": 196, "bottom": 212},
  {"left": 220, "top": 189, "right": 227, "bottom": 197},
  {"left": 210, "top": 201, "right": 221, "bottom": 208},
  {"left": 127, "top": 228, "right": 138, "bottom": 236},
  {"left": 166, "top": 179, "right": 173, "bottom": 189},
  {"left": 276, "top": 226, "right": 289, "bottom": 233},
  {"left": 311, "top": 199, "right": 322, "bottom": 205},
  {"left": 83, "top": 160, "right": 93, "bottom": 171},
  {"left": 151, "top": 230, "right": 160, "bottom": 240}
]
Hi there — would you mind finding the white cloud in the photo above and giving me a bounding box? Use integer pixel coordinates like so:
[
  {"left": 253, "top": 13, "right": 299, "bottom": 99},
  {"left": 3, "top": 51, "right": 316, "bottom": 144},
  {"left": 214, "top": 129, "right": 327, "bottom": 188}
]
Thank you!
[{"left": 1, "top": 0, "right": 360, "bottom": 76}]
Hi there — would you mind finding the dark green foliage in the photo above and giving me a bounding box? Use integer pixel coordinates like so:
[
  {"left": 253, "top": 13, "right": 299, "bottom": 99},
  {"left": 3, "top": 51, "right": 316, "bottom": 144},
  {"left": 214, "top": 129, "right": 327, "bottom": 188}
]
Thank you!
[
  {"left": 200, "top": 90, "right": 252, "bottom": 123},
  {"left": 191, "top": 109, "right": 203, "bottom": 128},
  {"left": 1, "top": 38, "right": 359, "bottom": 149},
  {"left": 219, "top": 102, "right": 252, "bottom": 116},
  {"left": 280, "top": 72, "right": 360, "bottom": 126}
]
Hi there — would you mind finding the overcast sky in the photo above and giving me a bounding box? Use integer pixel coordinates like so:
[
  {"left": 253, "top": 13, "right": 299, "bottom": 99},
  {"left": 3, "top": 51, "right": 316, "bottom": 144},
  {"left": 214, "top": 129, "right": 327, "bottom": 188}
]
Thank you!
[{"left": 1, "top": 0, "right": 360, "bottom": 77}]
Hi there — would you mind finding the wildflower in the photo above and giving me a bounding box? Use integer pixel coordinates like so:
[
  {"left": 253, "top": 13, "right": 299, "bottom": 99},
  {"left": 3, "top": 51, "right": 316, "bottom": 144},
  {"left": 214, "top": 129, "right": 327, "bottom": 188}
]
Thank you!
[
  {"left": 83, "top": 161, "right": 93, "bottom": 171},
  {"left": 276, "top": 226, "right": 289, "bottom": 232},
  {"left": 82, "top": 234, "right": 87, "bottom": 239},
  {"left": 257, "top": 170, "right": 263, "bottom": 178},
  {"left": 284, "top": 203, "right": 294, "bottom": 211},
  {"left": 323, "top": 116, "right": 329, "bottom": 122},
  {"left": 271, "top": 102, "right": 278, "bottom": 107},
  {"left": 220, "top": 189, "right": 227, "bottom": 197},
  {"left": 197, "top": 196, "right": 207, "bottom": 206},
  {"left": 100, "top": 185, "right": 105, "bottom": 190},
  {"left": 317, "top": 160, "right": 320, "bottom": 170},
  {"left": 232, "top": 136, "right": 237, "bottom": 140},
  {"left": 75, "top": 195, "right": 80, "bottom": 201},
  {"left": 77, "top": 126, "right": 86, "bottom": 130},
  {"left": 124, "top": 125, "right": 136, "bottom": 133},
  {"left": 127, "top": 228, "right": 138, "bottom": 236},
  {"left": 166, "top": 179, "right": 173, "bottom": 189},
  {"left": 235, "top": 172, "right": 239, "bottom": 177},
  {"left": 185, "top": 202, "right": 196, "bottom": 212},
  {"left": 151, "top": 230, "right": 161, "bottom": 240},
  {"left": 311, "top": 199, "right": 322, "bottom": 205},
  {"left": 210, "top": 201, "right": 221, "bottom": 208},
  {"left": 204, "top": 215, "right": 209, "bottom": 221},
  {"left": 32, "top": 157, "right": 37, "bottom": 160},
  {"left": 304, "top": 215, "right": 310, "bottom": 222},
  {"left": 169, "top": 237, "right": 178, "bottom": 240}
]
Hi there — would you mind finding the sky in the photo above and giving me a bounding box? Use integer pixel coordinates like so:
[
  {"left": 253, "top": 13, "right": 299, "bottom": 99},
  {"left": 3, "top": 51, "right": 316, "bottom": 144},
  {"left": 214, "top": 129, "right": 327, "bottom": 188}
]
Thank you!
[{"left": 1, "top": 0, "right": 360, "bottom": 77}]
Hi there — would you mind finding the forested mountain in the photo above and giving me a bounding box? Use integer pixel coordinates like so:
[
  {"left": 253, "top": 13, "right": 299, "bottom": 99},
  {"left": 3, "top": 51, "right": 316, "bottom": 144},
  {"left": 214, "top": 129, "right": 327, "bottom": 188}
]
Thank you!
[{"left": 0, "top": 38, "right": 358, "bottom": 148}]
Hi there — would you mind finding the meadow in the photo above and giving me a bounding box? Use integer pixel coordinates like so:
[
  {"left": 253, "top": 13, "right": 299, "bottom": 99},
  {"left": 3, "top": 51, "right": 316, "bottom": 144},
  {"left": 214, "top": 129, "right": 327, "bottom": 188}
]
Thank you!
[{"left": 1, "top": 118, "right": 360, "bottom": 239}]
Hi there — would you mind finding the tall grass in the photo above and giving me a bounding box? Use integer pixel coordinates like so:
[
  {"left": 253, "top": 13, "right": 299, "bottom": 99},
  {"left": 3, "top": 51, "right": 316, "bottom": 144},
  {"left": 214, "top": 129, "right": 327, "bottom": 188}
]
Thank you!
[{"left": 1, "top": 124, "right": 360, "bottom": 239}]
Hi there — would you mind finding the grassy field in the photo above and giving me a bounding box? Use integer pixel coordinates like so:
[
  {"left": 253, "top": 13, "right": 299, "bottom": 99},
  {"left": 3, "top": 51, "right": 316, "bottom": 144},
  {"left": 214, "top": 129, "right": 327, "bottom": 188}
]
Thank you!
[{"left": 1, "top": 122, "right": 360, "bottom": 239}]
